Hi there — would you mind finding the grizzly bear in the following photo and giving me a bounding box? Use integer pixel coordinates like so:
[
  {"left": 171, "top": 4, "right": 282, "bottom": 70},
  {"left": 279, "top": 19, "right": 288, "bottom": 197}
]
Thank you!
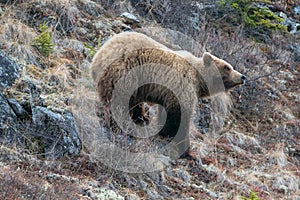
[{"left": 90, "top": 32, "right": 246, "bottom": 158}]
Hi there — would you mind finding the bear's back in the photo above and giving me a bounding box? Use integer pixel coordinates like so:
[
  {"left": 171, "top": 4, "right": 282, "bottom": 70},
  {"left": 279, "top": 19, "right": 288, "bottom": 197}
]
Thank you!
[{"left": 91, "top": 32, "right": 169, "bottom": 81}]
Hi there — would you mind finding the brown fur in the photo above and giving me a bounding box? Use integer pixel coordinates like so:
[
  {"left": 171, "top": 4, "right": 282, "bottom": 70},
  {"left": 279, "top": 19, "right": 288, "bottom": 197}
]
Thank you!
[{"left": 90, "top": 32, "right": 245, "bottom": 158}]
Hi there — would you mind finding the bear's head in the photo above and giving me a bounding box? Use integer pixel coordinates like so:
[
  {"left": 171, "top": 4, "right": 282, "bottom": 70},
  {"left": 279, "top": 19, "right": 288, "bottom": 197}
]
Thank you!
[{"left": 203, "top": 52, "right": 246, "bottom": 92}]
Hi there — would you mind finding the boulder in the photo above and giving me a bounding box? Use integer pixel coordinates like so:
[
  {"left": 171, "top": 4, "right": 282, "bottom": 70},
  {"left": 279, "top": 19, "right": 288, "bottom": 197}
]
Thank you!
[
  {"left": 0, "top": 50, "right": 22, "bottom": 89},
  {"left": 32, "top": 106, "right": 82, "bottom": 159},
  {"left": 0, "top": 91, "right": 18, "bottom": 143},
  {"left": 0, "top": 0, "right": 25, "bottom": 3},
  {"left": 7, "top": 98, "right": 29, "bottom": 119},
  {"left": 279, "top": 12, "right": 300, "bottom": 34},
  {"left": 121, "top": 12, "right": 140, "bottom": 25}
]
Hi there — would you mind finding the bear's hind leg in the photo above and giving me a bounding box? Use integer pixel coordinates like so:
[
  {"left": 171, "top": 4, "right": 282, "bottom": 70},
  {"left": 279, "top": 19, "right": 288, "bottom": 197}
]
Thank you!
[{"left": 129, "top": 102, "right": 150, "bottom": 125}]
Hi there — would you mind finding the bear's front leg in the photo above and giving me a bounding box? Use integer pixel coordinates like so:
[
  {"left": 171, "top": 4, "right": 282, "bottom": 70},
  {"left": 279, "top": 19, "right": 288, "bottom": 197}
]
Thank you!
[{"left": 158, "top": 107, "right": 191, "bottom": 158}]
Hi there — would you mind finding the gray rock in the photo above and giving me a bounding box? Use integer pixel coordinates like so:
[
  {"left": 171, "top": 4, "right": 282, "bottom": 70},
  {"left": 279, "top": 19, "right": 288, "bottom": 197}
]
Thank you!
[
  {"left": 0, "top": 50, "right": 22, "bottom": 89},
  {"left": 125, "top": 194, "right": 140, "bottom": 200},
  {"left": 0, "top": 91, "right": 18, "bottom": 143},
  {"left": 279, "top": 12, "right": 300, "bottom": 34},
  {"left": 146, "top": 190, "right": 163, "bottom": 200},
  {"left": 96, "top": 188, "right": 124, "bottom": 200},
  {"left": 190, "top": 183, "right": 218, "bottom": 198},
  {"left": 290, "top": 43, "right": 300, "bottom": 62},
  {"left": 32, "top": 106, "right": 82, "bottom": 159},
  {"left": 7, "top": 98, "right": 29, "bottom": 119},
  {"left": 29, "top": 83, "right": 44, "bottom": 107},
  {"left": 0, "top": 0, "right": 23, "bottom": 3},
  {"left": 195, "top": 99, "right": 211, "bottom": 134},
  {"left": 138, "top": 180, "right": 148, "bottom": 190},
  {"left": 80, "top": 0, "right": 104, "bottom": 17},
  {"left": 121, "top": 12, "right": 140, "bottom": 23},
  {"left": 86, "top": 190, "right": 95, "bottom": 199},
  {"left": 161, "top": 185, "right": 175, "bottom": 195},
  {"left": 121, "top": 12, "right": 141, "bottom": 27},
  {"left": 26, "top": 81, "right": 81, "bottom": 158},
  {"left": 166, "top": 169, "right": 191, "bottom": 183},
  {"left": 178, "top": 170, "right": 191, "bottom": 182},
  {"left": 294, "top": 5, "right": 300, "bottom": 15}
]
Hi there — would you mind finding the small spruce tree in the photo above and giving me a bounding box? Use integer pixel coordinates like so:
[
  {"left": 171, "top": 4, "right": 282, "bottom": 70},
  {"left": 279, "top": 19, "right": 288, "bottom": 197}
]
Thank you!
[{"left": 33, "top": 21, "right": 55, "bottom": 57}]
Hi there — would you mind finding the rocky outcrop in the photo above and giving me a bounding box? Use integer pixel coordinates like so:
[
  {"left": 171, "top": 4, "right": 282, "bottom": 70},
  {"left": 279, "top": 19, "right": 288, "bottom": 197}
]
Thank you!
[
  {"left": 0, "top": 50, "right": 22, "bottom": 89},
  {"left": 0, "top": 52, "right": 81, "bottom": 158},
  {"left": 0, "top": 91, "right": 18, "bottom": 143},
  {"left": 279, "top": 12, "right": 300, "bottom": 34},
  {"left": 31, "top": 106, "right": 81, "bottom": 159},
  {"left": 28, "top": 82, "right": 82, "bottom": 159},
  {"left": 0, "top": 82, "right": 82, "bottom": 159}
]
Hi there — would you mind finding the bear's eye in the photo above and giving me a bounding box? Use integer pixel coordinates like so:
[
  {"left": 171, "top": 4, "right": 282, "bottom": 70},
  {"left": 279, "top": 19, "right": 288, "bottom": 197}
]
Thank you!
[{"left": 224, "top": 66, "right": 231, "bottom": 72}]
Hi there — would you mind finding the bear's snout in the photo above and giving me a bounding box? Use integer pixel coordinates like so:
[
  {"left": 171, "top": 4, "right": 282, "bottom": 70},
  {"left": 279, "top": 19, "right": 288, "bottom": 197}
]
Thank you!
[
  {"left": 241, "top": 75, "right": 247, "bottom": 83},
  {"left": 230, "top": 70, "right": 245, "bottom": 84}
]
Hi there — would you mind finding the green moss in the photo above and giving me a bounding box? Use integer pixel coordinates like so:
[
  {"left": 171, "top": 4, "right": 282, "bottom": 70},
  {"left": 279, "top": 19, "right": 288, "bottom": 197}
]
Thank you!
[
  {"left": 240, "top": 190, "right": 260, "bottom": 200},
  {"left": 218, "top": 0, "right": 286, "bottom": 31},
  {"left": 33, "top": 21, "right": 55, "bottom": 57}
]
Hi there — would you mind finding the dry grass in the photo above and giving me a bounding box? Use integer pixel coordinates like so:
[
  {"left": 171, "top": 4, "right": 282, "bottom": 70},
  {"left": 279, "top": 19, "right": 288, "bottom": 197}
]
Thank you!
[
  {"left": 0, "top": 18, "right": 38, "bottom": 65},
  {"left": 0, "top": 145, "right": 81, "bottom": 199}
]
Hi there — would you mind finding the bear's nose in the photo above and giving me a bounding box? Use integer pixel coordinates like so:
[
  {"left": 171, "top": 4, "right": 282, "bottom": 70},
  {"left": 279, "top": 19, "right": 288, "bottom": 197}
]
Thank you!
[{"left": 241, "top": 75, "right": 247, "bottom": 81}]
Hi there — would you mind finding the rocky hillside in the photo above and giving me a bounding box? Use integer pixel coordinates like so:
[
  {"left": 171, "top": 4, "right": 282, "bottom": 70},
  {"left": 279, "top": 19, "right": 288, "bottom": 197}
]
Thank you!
[{"left": 0, "top": 0, "right": 299, "bottom": 199}]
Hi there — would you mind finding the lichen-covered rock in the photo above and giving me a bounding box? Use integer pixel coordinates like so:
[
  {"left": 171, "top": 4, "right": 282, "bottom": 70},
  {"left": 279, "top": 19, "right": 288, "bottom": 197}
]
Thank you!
[
  {"left": 78, "top": 0, "right": 104, "bottom": 17},
  {"left": 124, "top": 194, "right": 140, "bottom": 200},
  {"left": 7, "top": 98, "right": 29, "bottom": 119},
  {"left": 121, "top": 12, "right": 141, "bottom": 26},
  {"left": 32, "top": 106, "right": 82, "bottom": 159},
  {"left": 0, "top": 0, "right": 23, "bottom": 3},
  {"left": 27, "top": 80, "right": 81, "bottom": 158},
  {"left": 279, "top": 12, "right": 300, "bottom": 34},
  {"left": 0, "top": 50, "right": 22, "bottom": 89},
  {"left": 97, "top": 188, "right": 124, "bottom": 200},
  {"left": 29, "top": 82, "right": 44, "bottom": 108},
  {"left": 0, "top": 91, "right": 18, "bottom": 143}
]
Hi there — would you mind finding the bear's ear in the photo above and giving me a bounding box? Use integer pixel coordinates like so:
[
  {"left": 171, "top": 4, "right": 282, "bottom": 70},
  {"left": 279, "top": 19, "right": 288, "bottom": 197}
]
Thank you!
[{"left": 203, "top": 52, "right": 214, "bottom": 67}]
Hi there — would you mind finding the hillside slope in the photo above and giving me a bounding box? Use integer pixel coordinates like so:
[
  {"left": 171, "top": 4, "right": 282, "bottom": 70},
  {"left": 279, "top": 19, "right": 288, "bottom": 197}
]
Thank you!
[{"left": 0, "top": 0, "right": 299, "bottom": 199}]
